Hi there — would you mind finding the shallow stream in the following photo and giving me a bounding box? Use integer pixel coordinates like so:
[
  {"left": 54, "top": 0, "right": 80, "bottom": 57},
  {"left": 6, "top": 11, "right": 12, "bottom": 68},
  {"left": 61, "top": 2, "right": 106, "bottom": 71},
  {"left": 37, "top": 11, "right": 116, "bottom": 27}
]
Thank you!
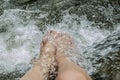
[{"left": 0, "top": 0, "right": 120, "bottom": 80}]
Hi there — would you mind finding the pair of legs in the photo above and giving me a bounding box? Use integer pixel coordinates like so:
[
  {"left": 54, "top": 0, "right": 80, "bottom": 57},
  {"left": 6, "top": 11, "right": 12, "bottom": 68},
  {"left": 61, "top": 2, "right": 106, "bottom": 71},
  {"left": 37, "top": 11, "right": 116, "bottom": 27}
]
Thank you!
[{"left": 21, "top": 30, "right": 92, "bottom": 80}]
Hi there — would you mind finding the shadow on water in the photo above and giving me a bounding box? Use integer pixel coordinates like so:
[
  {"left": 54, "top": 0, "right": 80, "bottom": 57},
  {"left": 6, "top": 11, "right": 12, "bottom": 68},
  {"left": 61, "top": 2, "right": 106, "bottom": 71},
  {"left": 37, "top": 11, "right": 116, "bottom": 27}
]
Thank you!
[
  {"left": 89, "top": 31, "right": 120, "bottom": 80},
  {"left": 0, "top": 71, "right": 24, "bottom": 80}
]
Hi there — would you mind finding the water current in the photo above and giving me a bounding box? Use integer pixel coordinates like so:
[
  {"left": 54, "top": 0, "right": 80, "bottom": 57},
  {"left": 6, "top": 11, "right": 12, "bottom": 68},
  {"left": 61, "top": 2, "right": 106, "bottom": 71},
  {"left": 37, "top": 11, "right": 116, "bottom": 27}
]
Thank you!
[{"left": 0, "top": 0, "right": 120, "bottom": 80}]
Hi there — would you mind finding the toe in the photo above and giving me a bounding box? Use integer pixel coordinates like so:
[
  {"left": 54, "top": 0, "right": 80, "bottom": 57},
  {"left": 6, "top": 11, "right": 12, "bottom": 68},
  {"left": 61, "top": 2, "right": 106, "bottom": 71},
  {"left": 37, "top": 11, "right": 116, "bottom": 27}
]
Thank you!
[
  {"left": 41, "top": 36, "right": 48, "bottom": 47},
  {"left": 47, "top": 30, "right": 57, "bottom": 36}
]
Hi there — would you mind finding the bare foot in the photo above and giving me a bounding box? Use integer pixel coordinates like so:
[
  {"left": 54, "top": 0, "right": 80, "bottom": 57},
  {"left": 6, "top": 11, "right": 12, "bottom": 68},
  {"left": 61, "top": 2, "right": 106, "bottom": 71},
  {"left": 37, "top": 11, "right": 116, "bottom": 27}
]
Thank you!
[
  {"left": 21, "top": 30, "right": 58, "bottom": 80},
  {"left": 53, "top": 32, "right": 92, "bottom": 80},
  {"left": 21, "top": 30, "right": 91, "bottom": 80},
  {"left": 54, "top": 32, "right": 74, "bottom": 60},
  {"left": 39, "top": 30, "right": 74, "bottom": 79},
  {"left": 34, "top": 30, "right": 59, "bottom": 80}
]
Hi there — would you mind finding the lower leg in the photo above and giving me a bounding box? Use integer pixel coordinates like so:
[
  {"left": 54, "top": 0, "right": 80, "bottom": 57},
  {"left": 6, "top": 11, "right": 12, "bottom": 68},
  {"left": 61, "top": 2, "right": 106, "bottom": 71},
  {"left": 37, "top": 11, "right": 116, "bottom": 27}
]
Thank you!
[
  {"left": 54, "top": 32, "right": 92, "bottom": 80},
  {"left": 21, "top": 31, "right": 57, "bottom": 80},
  {"left": 56, "top": 56, "right": 92, "bottom": 80},
  {"left": 20, "top": 60, "right": 44, "bottom": 80}
]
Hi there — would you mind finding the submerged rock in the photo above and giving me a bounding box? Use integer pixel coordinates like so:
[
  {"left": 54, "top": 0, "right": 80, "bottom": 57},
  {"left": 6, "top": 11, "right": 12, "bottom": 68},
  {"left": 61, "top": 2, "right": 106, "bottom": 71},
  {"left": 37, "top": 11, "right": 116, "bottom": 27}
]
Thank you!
[
  {"left": 0, "top": 0, "right": 3, "bottom": 16},
  {"left": 1, "top": 0, "right": 119, "bottom": 29},
  {"left": 91, "top": 31, "right": 120, "bottom": 80},
  {"left": 92, "top": 51, "right": 120, "bottom": 80},
  {"left": 0, "top": 71, "right": 24, "bottom": 80}
]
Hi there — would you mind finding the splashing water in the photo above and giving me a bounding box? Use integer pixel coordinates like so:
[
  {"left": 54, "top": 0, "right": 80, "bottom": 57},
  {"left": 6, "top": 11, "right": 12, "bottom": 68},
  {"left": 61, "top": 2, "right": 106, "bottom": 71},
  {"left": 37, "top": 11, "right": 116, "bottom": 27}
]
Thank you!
[
  {"left": 0, "top": 9, "right": 111, "bottom": 73},
  {"left": 0, "top": 10, "right": 43, "bottom": 73},
  {"left": 0, "top": 1, "right": 120, "bottom": 79}
]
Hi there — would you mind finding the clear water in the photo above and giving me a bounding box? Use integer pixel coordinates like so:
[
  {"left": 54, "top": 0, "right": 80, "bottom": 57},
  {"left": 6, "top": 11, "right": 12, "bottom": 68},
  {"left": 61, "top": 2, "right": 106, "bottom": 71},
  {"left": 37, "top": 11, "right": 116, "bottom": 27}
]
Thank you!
[
  {"left": 0, "top": 11, "right": 108, "bottom": 73},
  {"left": 0, "top": 0, "right": 120, "bottom": 80}
]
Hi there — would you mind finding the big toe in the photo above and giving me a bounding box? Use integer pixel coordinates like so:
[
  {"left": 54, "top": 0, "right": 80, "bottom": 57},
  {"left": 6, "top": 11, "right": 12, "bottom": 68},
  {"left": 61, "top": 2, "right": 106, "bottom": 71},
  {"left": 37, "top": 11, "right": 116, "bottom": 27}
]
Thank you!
[
  {"left": 41, "top": 42, "right": 56, "bottom": 55},
  {"left": 47, "top": 30, "right": 58, "bottom": 39}
]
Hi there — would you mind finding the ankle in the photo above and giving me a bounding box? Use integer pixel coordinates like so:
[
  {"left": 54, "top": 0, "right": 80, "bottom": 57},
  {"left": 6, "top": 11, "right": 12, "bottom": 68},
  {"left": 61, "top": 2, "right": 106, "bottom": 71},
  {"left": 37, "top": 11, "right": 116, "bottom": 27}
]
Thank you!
[
  {"left": 57, "top": 69, "right": 88, "bottom": 80},
  {"left": 56, "top": 56, "right": 71, "bottom": 68},
  {"left": 56, "top": 55, "right": 70, "bottom": 63}
]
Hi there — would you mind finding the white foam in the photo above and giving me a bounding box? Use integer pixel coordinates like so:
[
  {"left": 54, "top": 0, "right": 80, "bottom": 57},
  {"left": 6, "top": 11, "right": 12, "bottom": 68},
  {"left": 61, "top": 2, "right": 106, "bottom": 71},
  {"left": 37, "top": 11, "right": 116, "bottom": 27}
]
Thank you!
[
  {"left": 0, "top": 10, "right": 43, "bottom": 73},
  {"left": 46, "top": 13, "right": 111, "bottom": 74},
  {"left": 47, "top": 14, "right": 110, "bottom": 47},
  {"left": 0, "top": 9, "right": 115, "bottom": 74}
]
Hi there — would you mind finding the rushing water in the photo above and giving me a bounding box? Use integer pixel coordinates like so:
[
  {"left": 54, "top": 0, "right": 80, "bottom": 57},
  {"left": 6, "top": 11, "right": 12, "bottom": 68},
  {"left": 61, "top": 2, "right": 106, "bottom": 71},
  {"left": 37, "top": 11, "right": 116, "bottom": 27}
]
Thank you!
[{"left": 0, "top": 0, "right": 120, "bottom": 80}]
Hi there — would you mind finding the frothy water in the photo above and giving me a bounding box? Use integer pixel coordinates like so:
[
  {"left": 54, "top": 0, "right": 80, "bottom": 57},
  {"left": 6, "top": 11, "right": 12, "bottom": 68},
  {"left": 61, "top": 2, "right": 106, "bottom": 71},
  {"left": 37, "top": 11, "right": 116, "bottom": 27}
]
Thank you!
[
  {"left": 0, "top": 10, "right": 43, "bottom": 73},
  {"left": 0, "top": 2, "right": 120, "bottom": 79},
  {"left": 47, "top": 13, "right": 113, "bottom": 74},
  {"left": 0, "top": 9, "right": 112, "bottom": 74}
]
